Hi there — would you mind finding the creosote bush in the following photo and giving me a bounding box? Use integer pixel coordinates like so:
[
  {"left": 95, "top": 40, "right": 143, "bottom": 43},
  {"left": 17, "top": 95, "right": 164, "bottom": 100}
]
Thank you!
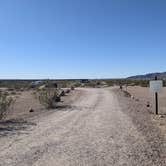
[
  {"left": 59, "top": 89, "right": 65, "bottom": 97},
  {"left": 38, "top": 88, "right": 60, "bottom": 109},
  {"left": 71, "top": 86, "right": 75, "bottom": 90},
  {"left": 65, "top": 89, "right": 70, "bottom": 93},
  {"left": 0, "top": 92, "right": 15, "bottom": 120},
  {"left": 105, "top": 79, "right": 150, "bottom": 87}
]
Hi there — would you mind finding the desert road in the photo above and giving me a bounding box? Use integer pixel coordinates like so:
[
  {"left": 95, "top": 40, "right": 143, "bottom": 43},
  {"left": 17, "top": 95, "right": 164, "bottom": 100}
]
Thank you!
[{"left": 0, "top": 88, "right": 165, "bottom": 166}]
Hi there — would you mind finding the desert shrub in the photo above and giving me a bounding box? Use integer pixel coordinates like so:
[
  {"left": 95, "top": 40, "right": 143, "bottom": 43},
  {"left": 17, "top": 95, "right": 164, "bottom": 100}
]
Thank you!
[
  {"left": 123, "top": 91, "right": 132, "bottom": 97},
  {"left": 0, "top": 92, "right": 15, "bottom": 120},
  {"left": 73, "top": 82, "right": 82, "bottom": 87},
  {"left": 105, "top": 79, "right": 150, "bottom": 87},
  {"left": 38, "top": 88, "right": 60, "bottom": 109},
  {"left": 105, "top": 81, "right": 114, "bottom": 86},
  {"left": 8, "top": 88, "right": 15, "bottom": 91},
  {"left": 32, "top": 91, "right": 38, "bottom": 100},
  {"left": 59, "top": 89, "right": 65, "bottom": 97},
  {"left": 3, "top": 91, "right": 10, "bottom": 96},
  {"left": 71, "top": 86, "right": 75, "bottom": 90},
  {"left": 0, "top": 81, "right": 28, "bottom": 89},
  {"left": 44, "top": 81, "right": 58, "bottom": 89},
  {"left": 54, "top": 81, "right": 69, "bottom": 88},
  {"left": 84, "top": 81, "right": 97, "bottom": 88},
  {"left": 163, "top": 80, "right": 166, "bottom": 87},
  {"left": 10, "top": 91, "right": 17, "bottom": 95},
  {"left": 96, "top": 82, "right": 101, "bottom": 86},
  {"left": 139, "top": 81, "right": 149, "bottom": 87},
  {"left": 65, "top": 89, "right": 70, "bottom": 93}
]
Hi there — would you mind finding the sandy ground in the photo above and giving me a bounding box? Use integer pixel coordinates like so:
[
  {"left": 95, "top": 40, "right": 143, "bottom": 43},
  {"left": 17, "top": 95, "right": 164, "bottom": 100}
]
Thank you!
[
  {"left": 126, "top": 86, "right": 166, "bottom": 143},
  {"left": 126, "top": 86, "right": 166, "bottom": 115},
  {"left": 4, "top": 89, "right": 78, "bottom": 120},
  {"left": 7, "top": 91, "right": 44, "bottom": 119},
  {"left": 0, "top": 88, "right": 165, "bottom": 166}
]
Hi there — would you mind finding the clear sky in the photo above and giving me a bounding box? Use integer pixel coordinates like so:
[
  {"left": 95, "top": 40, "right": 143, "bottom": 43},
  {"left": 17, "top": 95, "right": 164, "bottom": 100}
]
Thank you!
[{"left": 0, "top": 0, "right": 166, "bottom": 79}]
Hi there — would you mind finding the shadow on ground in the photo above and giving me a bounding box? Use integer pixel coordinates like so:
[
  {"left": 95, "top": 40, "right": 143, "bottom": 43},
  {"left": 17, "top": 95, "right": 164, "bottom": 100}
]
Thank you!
[
  {"left": 55, "top": 105, "right": 93, "bottom": 112},
  {"left": 0, "top": 119, "right": 36, "bottom": 137}
]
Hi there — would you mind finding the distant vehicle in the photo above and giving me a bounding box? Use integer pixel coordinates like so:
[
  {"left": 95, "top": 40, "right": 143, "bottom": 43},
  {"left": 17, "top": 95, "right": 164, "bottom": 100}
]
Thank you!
[{"left": 80, "top": 79, "right": 89, "bottom": 83}]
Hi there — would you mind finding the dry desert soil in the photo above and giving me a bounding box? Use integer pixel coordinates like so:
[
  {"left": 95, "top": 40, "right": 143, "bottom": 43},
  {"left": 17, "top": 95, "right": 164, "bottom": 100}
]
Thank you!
[{"left": 0, "top": 87, "right": 165, "bottom": 166}]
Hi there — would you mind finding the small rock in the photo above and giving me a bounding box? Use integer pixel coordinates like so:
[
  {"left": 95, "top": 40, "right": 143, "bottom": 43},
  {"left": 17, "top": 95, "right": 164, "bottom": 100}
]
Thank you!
[
  {"left": 147, "top": 101, "right": 150, "bottom": 107},
  {"left": 159, "top": 115, "right": 164, "bottom": 118},
  {"left": 29, "top": 108, "right": 34, "bottom": 113},
  {"left": 55, "top": 96, "right": 61, "bottom": 102},
  {"left": 131, "top": 95, "right": 134, "bottom": 99},
  {"left": 159, "top": 123, "right": 164, "bottom": 126}
]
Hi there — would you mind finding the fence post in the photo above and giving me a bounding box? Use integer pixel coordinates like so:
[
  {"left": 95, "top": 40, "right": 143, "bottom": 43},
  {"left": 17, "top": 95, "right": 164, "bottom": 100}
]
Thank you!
[{"left": 155, "top": 76, "right": 159, "bottom": 115}]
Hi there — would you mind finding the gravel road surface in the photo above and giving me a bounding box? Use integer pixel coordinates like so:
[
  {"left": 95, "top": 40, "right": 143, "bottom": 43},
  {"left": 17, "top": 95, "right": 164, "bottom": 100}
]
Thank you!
[{"left": 0, "top": 88, "right": 165, "bottom": 166}]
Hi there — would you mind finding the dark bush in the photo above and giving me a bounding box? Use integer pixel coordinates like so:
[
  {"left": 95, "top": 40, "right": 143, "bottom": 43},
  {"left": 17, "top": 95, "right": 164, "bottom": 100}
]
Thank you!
[
  {"left": 65, "top": 89, "right": 70, "bottom": 93},
  {"left": 38, "top": 89, "right": 60, "bottom": 109},
  {"left": 59, "top": 90, "right": 65, "bottom": 97},
  {"left": 0, "top": 92, "right": 15, "bottom": 120},
  {"left": 71, "top": 86, "right": 75, "bottom": 90}
]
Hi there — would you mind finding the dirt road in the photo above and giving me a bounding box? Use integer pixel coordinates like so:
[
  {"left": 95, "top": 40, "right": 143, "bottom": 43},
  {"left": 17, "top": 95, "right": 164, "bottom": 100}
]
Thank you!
[{"left": 0, "top": 88, "right": 165, "bottom": 166}]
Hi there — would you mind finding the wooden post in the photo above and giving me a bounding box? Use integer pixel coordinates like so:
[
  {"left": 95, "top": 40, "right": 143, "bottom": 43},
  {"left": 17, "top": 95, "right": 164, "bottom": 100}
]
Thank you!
[{"left": 155, "top": 76, "right": 159, "bottom": 115}]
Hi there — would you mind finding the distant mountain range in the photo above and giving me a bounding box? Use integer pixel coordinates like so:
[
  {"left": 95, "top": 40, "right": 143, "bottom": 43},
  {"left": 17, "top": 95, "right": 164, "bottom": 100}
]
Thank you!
[{"left": 127, "top": 72, "right": 166, "bottom": 80}]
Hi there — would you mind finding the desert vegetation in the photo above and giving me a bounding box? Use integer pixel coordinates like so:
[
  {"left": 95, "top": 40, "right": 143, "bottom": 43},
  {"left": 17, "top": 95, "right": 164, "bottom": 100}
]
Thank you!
[
  {"left": 104, "top": 79, "right": 150, "bottom": 87},
  {"left": 38, "top": 88, "right": 60, "bottom": 109},
  {"left": 0, "top": 78, "right": 165, "bottom": 121},
  {"left": 1, "top": 79, "right": 165, "bottom": 91},
  {"left": 0, "top": 79, "right": 165, "bottom": 166},
  {"left": 70, "top": 79, "right": 156, "bottom": 88},
  {"left": 37, "top": 81, "right": 74, "bottom": 109},
  {"left": 0, "top": 80, "right": 32, "bottom": 90},
  {"left": 0, "top": 80, "right": 77, "bottom": 120},
  {"left": 0, "top": 91, "right": 15, "bottom": 120}
]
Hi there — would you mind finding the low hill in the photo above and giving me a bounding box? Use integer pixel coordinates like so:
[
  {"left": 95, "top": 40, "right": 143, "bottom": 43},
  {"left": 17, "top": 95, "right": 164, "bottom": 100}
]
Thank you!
[{"left": 127, "top": 72, "right": 166, "bottom": 80}]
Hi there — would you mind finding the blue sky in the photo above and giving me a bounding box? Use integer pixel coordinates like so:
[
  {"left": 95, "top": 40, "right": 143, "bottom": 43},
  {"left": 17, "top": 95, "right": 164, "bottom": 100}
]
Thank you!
[{"left": 0, "top": 0, "right": 166, "bottom": 79}]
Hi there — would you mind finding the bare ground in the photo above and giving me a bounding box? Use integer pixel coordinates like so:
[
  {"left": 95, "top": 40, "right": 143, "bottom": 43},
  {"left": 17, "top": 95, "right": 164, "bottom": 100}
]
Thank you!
[
  {"left": 126, "top": 86, "right": 166, "bottom": 149},
  {"left": 0, "top": 88, "right": 165, "bottom": 166},
  {"left": 126, "top": 86, "right": 166, "bottom": 115}
]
